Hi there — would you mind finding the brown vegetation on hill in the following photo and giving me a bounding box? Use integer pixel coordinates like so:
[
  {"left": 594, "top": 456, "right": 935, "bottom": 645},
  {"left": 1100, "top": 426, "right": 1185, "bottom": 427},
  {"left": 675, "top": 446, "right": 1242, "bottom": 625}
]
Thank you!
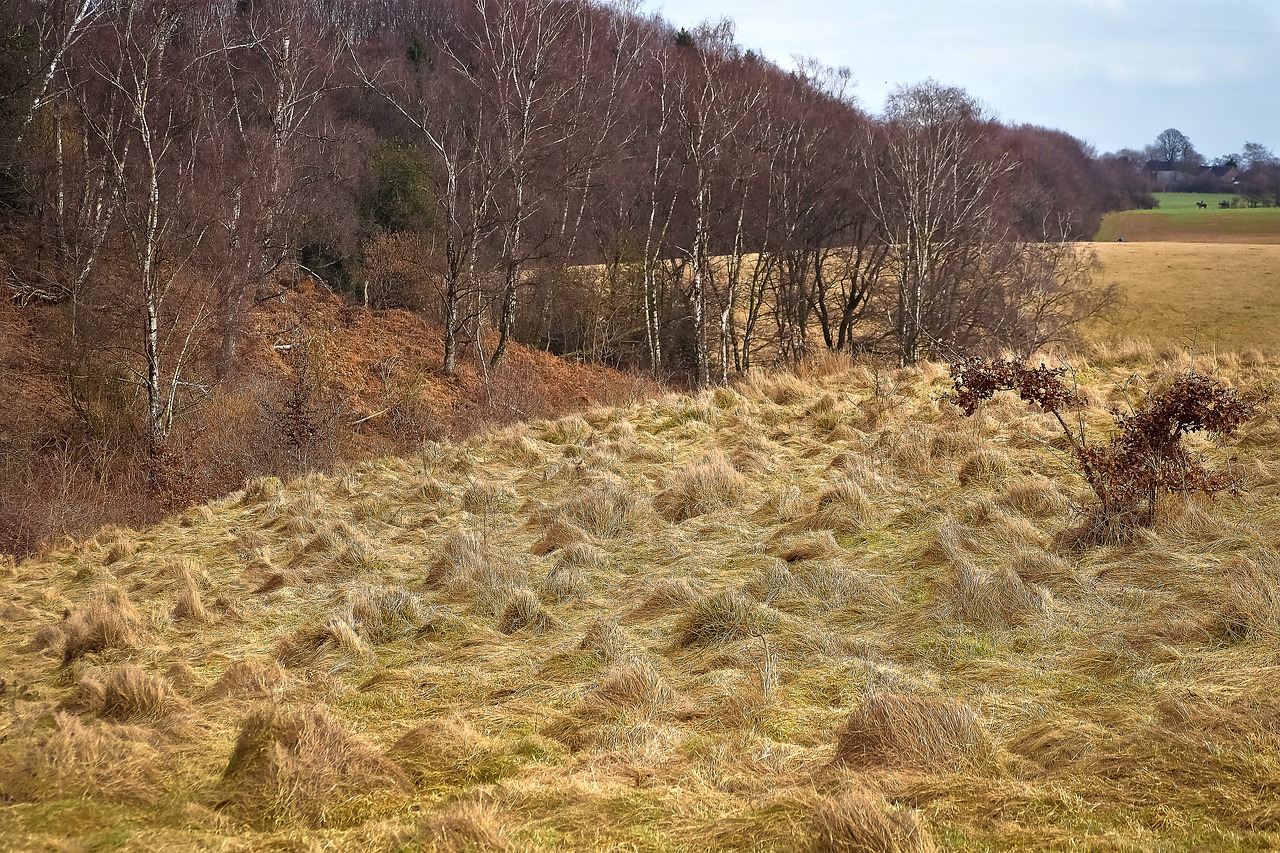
[{"left": 0, "top": 282, "right": 653, "bottom": 557}]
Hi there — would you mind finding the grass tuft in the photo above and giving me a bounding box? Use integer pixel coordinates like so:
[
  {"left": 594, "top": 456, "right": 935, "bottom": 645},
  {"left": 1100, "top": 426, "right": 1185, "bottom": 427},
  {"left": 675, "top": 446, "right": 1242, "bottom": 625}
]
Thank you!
[
  {"left": 410, "top": 800, "right": 512, "bottom": 851},
  {"left": 389, "top": 718, "right": 535, "bottom": 788},
  {"left": 795, "top": 477, "right": 878, "bottom": 532},
  {"left": 530, "top": 516, "right": 591, "bottom": 556},
  {"left": 586, "top": 658, "right": 673, "bottom": 711},
  {"left": 656, "top": 451, "right": 747, "bottom": 522},
  {"left": 553, "top": 481, "right": 650, "bottom": 537},
  {"left": 940, "top": 561, "right": 1052, "bottom": 629},
  {"left": 957, "top": 447, "right": 1010, "bottom": 487},
  {"left": 346, "top": 584, "right": 427, "bottom": 643},
  {"left": 578, "top": 619, "right": 634, "bottom": 662},
  {"left": 204, "top": 658, "right": 288, "bottom": 701},
  {"left": 777, "top": 531, "right": 842, "bottom": 563},
  {"left": 633, "top": 577, "right": 703, "bottom": 618},
  {"left": 61, "top": 585, "right": 147, "bottom": 663},
  {"left": 218, "top": 704, "right": 408, "bottom": 828},
  {"left": 0, "top": 713, "right": 162, "bottom": 804},
  {"left": 996, "top": 475, "right": 1070, "bottom": 518},
  {"left": 497, "top": 589, "right": 556, "bottom": 635},
  {"left": 538, "top": 561, "right": 587, "bottom": 604},
  {"left": 811, "top": 788, "right": 937, "bottom": 853},
  {"left": 674, "top": 589, "right": 778, "bottom": 647},
  {"left": 101, "top": 664, "right": 179, "bottom": 722},
  {"left": 834, "top": 689, "right": 994, "bottom": 772},
  {"left": 276, "top": 617, "right": 373, "bottom": 668},
  {"left": 172, "top": 579, "right": 210, "bottom": 623}
]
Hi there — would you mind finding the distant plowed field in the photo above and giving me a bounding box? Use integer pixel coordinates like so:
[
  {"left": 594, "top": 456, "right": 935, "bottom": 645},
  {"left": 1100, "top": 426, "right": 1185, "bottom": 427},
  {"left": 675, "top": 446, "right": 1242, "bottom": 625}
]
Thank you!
[{"left": 1089, "top": 242, "right": 1280, "bottom": 351}]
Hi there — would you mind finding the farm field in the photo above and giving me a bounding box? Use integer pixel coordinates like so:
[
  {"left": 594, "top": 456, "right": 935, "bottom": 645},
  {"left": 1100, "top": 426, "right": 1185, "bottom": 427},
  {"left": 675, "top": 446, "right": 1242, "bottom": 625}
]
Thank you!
[
  {"left": 1089, "top": 242, "right": 1280, "bottom": 352},
  {"left": 1095, "top": 193, "right": 1280, "bottom": 244},
  {"left": 1, "top": 351, "right": 1279, "bottom": 851}
]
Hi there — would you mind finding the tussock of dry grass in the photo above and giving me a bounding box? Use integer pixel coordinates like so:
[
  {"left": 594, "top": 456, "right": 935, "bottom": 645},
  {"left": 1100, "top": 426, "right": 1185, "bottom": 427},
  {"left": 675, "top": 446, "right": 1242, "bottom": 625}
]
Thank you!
[
  {"left": 218, "top": 704, "right": 408, "bottom": 828},
  {"left": 633, "top": 577, "right": 703, "bottom": 618},
  {"left": 1211, "top": 554, "right": 1280, "bottom": 640},
  {"left": 461, "top": 481, "right": 516, "bottom": 515},
  {"left": 550, "top": 481, "right": 650, "bottom": 538},
  {"left": 425, "top": 529, "right": 490, "bottom": 589},
  {"left": 60, "top": 585, "right": 147, "bottom": 663},
  {"left": 409, "top": 799, "right": 513, "bottom": 852},
  {"left": 777, "top": 531, "right": 842, "bottom": 563},
  {"left": 578, "top": 619, "right": 634, "bottom": 662},
  {"left": 834, "top": 689, "right": 995, "bottom": 772},
  {"left": 757, "top": 484, "right": 806, "bottom": 522},
  {"left": 742, "top": 371, "right": 810, "bottom": 405},
  {"left": 530, "top": 516, "right": 591, "bottom": 556},
  {"left": 497, "top": 589, "right": 555, "bottom": 634},
  {"left": 389, "top": 718, "right": 508, "bottom": 786},
  {"left": 1006, "top": 547, "right": 1081, "bottom": 591},
  {"left": 538, "top": 561, "right": 587, "bottom": 604},
  {"left": 674, "top": 589, "right": 778, "bottom": 647},
  {"left": 996, "top": 475, "right": 1071, "bottom": 518},
  {"left": 655, "top": 451, "right": 747, "bottom": 522},
  {"left": 172, "top": 579, "right": 210, "bottom": 623},
  {"left": 553, "top": 540, "right": 605, "bottom": 570},
  {"left": 1007, "top": 716, "right": 1110, "bottom": 768},
  {"left": 939, "top": 561, "right": 1053, "bottom": 629},
  {"left": 790, "top": 562, "right": 900, "bottom": 615},
  {"left": 585, "top": 658, "right": 674, "bottom": 712},
  {"left": 811, "top": 788, "right": 937, "bottom": 853},
  {"left": 204, "top": 658, "right": 288, "bottom": 701},
  {"left": 957, "top": 447, "right": 1010, "bottom": 487},
  {"left": 0, "top": 713, "right": 163, "bottom": 804},
  {"left": 241, "top": 475, "right": 284, "bottom": 504},
  {"left": 746, "top": 559, "right": 797, "bottom": 606},
  {"left": 540, "top": 414, "right": 594, "bottom": 445},
  {"left": 101, "top": 664, "right": 180, "bottom": 722},
  {"left": 345, "top": 584, "right": 427, "bottom": 643},
  {"left": 276, "top": 616, "right": 373, "bottom": 668},
  {"left": 793, "top": 477, "right": 879, "bottom": 532}
]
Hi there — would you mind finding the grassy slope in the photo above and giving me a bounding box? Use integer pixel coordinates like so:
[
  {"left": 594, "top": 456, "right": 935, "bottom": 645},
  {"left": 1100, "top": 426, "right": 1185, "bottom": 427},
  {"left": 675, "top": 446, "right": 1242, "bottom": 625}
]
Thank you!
[
  {"left": 1089, "top": 242, "right": 1280, "bottom": 351},
  {"left": 1096, "top": 194, "right": 1280, "bottom": 244},
  {"left": 2, "top": 350, "right": 1280, "bottom": 851}
]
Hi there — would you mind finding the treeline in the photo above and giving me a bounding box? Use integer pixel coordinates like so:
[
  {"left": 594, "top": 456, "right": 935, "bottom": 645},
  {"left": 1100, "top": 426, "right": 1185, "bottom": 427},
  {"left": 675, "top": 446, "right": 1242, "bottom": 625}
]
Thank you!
[{"left": 0, "top": 0, "right": 1142, "bottom": 447}]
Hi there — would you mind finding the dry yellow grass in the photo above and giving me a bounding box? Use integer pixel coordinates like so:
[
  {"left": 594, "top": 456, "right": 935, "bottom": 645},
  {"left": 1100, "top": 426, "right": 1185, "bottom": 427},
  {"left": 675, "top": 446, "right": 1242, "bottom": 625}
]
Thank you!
[
  {"left": 1090, "top": 241, "right": 1280, "bottom": 351},
  {"left": 1, "top": 348, "right": 1279, "bottom": 850}
]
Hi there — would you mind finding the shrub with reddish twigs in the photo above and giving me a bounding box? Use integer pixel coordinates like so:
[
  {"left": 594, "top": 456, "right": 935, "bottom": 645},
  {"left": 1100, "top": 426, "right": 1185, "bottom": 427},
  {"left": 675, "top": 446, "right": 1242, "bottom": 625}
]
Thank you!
[{"left": 950, "top": 355, "right": 1260, "bottom": 534}]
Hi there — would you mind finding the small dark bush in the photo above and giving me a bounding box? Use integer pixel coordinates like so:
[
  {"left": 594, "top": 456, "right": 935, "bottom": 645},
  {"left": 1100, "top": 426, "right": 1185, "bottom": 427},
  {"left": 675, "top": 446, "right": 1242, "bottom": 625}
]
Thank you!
[{"left": 950, "top": 356, "right": 1260, "bottom": 532}]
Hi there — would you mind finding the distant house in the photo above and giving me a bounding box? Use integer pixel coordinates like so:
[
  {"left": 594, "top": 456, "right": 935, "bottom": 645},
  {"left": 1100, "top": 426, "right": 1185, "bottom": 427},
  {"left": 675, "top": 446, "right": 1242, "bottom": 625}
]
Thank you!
[
  {"left": 1205, "top": 163, "right": 1240, "bottom": 185},
  {"left": 1145, "top": 160, "right": 1240, "bottom": 190},
  {"left": 1145, "top": 160, "right": 1186, "bottom": 189}
]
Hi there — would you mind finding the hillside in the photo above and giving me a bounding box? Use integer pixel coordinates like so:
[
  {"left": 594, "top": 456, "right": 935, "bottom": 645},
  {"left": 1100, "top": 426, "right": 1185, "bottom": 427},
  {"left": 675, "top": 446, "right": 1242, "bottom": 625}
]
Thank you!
[
  {"left": 2, "top": 349, "right": 1278, "bottom": 851},
  {"left": 0, "top": 281, "right": 654, "bottom": 555}
]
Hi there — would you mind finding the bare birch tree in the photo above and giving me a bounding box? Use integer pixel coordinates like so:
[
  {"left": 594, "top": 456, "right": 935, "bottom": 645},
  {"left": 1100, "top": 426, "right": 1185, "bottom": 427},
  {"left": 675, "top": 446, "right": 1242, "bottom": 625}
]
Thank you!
[
  {"left": 88, "top": 2, "right": 219, "bottom": 459},
  {"left": 866, "top": 81, "right": 1013, "bottom": 365}
]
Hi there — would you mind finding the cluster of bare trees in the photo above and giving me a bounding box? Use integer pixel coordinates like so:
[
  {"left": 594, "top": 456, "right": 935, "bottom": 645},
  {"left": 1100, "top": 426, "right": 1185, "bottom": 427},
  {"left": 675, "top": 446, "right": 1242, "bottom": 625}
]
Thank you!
[{"left": 0, "top": 0, "right": 1130, "bottom": 462}]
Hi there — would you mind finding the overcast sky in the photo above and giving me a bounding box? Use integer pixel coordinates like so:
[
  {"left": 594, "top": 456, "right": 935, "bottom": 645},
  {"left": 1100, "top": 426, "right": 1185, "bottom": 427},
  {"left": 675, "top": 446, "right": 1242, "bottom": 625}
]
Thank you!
[{"left": 652, "top": 0, "right": 1280, "bottom": 160}]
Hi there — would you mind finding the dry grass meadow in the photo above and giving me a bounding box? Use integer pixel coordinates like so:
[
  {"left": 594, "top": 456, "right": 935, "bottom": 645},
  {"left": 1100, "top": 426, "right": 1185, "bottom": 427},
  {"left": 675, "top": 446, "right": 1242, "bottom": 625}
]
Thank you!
[
  {"left": 3, "top": 343, "right": 1280, "bottom": 851},
  {"left": 1089, "top": 242, "right": 1280, "bottom": 352}
]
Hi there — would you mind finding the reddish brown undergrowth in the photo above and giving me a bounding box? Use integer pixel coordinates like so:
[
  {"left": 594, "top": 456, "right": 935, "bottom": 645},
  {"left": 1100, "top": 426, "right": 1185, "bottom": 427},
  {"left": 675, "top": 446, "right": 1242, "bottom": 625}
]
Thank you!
[{"left": 0, "top": 283, "right": 654, "bottom": 556}]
